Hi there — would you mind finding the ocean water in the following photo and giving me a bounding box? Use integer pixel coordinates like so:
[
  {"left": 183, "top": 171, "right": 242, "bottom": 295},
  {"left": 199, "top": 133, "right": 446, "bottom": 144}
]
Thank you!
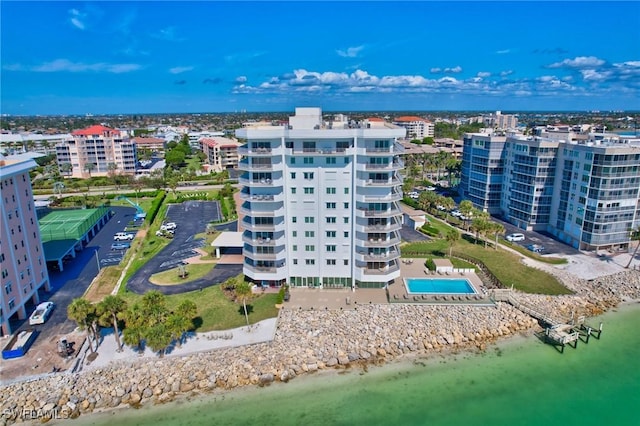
[{"left": 69, "top": 303, "right": 640, "bottom": 426}]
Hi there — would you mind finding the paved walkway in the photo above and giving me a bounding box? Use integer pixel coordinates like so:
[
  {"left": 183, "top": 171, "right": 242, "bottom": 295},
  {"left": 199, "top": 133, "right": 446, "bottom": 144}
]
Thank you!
[{"left": 82, "top": 317, "right": 278, "bottom": 371}]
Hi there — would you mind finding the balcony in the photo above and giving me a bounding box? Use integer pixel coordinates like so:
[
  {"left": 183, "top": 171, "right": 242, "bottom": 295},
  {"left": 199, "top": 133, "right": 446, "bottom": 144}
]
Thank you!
[
  {"left": 360, "top": 235, "right": 401, "bottom": 247},
  {"left": 361, "top": 220, "right": 402, "bottom": 232},
  {"left": 363, "top": 160, "right": 404, "bottom": 171},
  {"left": 239, "top": 205, "right": 284, "bottom": 217},
  {"left": 358, "top": 192, "right": 403, "bottom": 202},
  {"left": 243, "top": 250, "right": 279, "bottom": 260},
  {"left": 241, "top": 221, "right": 278, "bottom": 231},
  {"left": 359, "top": 262, "right": 401, "bottom": 275},
  {"left": 237, "top": 146, "right": 274, "bottom": 156},
  {"left": 238, "top": 159, "right": 274, "bottom": 171},
  {"left": 356, "top": 207, "right": 402, "bottom": 218},
  {"left": 242, "top": 235, "right": 277, "bottom": 246},
  {"left": 355, "top": 250, "right": 400, "bottom": 262}
]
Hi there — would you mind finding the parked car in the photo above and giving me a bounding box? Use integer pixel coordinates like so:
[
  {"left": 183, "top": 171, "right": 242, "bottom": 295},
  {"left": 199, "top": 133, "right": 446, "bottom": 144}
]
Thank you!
[
  {"left": 111, "top": 242, "right": 131, "bottom": 250},
  {"left": 29, "top": 302, "right": 54, "bottom": 325},
  {"left": 161, "top": 222, "right": 177, "bottom": 231},
  {"left": 526, "top": 244, "right": 545, "bottom": 253},
  {"left": 506, "top": 233, "right": 525, "bottom": 242},
  {"left": 114, "top": 232, "right": 134, "bottom": 241}
]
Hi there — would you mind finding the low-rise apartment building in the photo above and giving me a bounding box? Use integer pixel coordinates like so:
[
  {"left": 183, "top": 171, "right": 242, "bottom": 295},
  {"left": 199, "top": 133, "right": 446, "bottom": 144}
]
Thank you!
[
  {"left": 200, "top": 137, "right": 242, "bottom": 172},
  {"left": 393, "top": 116, "right": 434, "bottom": 139},
  {"left": 56, "top": 125, "right": 137, "bottom": 178}
]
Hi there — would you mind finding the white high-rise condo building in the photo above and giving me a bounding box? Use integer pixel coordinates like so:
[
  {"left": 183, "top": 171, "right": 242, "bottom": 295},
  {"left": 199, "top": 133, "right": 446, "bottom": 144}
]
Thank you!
[
  {"left": 461, "top": 131, "right": 640, "bottom": 251},
  {"left": 237, "top": 108, "right": 406, "bottom": 290}
]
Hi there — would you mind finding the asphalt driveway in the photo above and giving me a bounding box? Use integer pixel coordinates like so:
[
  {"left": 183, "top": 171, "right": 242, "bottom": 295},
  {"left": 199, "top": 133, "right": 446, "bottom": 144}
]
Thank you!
[{"left": 126, "top": 201, "right": 242, "bottom": 295}]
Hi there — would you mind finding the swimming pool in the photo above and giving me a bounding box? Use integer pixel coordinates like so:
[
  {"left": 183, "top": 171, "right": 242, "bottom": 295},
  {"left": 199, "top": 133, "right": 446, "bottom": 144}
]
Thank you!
[{"left": 404, "top": 278, "right": 476, "bottom": 294}]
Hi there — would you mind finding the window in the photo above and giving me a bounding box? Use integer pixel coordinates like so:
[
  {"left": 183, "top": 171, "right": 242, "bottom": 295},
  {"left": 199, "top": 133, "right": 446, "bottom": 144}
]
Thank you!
[
  {"left": 292, "top": 245, "right": 298, "bottom": 251},
  {"left": 4, "top": 283, "right": 11, "bottom": 294},
  {"left": 344, "top": 231, "right": 349, "bottom": 238},
  {"left": 326, "top": 217, "right": 336, "bottom": 223},
  {"left": 344, "top": 259, "right": 349, "bottom": 266},
  {"left": 7, "top": 213, "right": 11, "bottom": 220},
  {"left": 292, "top": 231, "right": 297, "bottom": 237},
  {"left": 343, "top": 217, "right": 349, "bottom": 224},
  {"left": 8, "top": 299, "right": 15, "bottom": 310},
  {"left": 326, "top": 231, "right": 336, "bottom": 238},
  {"left": 305, "top": 245, "right": 315, "bottom": 252},
  {"left": 290, "top": 172, "right": 296, "bottom": 179},
  {"left": 344, "top": 157, "right": 350, "bottom": 164},
  {"left": 293, "top": 259, "right": 298, "bottom": 265},
  {"left": 327, "top": 259, "right": 336, "bottom": 265},
  {"left": 344, "top": 188, "right": 349, "bottom": 194},
  {"left": 292, "top": 217, "right": 297, "bottom": 223},
  {"left": 304, "top": 187, "right": 314, "bottom": 194},
  {"left": 326, "top": 187, "right": 336, "bottom": 194},
  {"left": 305, "top": 231, "right": 315, "bottom": 237},
  {"left": 304, "top": 172, "right": 314, "bottom": 179},
  {"left": 305, "top": 259, "right": 315, "bottom": 265},
  {"left": 291, "top": 188, "right": 297, "bottom": 194},
  {"left": 305, "top": 217, "right": 314, "bottom": 223},
  {"left": 326, "top": 202, "right": 336, "bottom": 209},
  {"left": 326, "top": 157, "right": 336, "bottom": 164},
  {"left": 326, "top": 245, "right": 336, "bottom": 252},
  {"left": 291, "top": 157, "right": 296, "bottom": 164},
  {"left": 344, "top": 202, "right": 349, "bottom": 209},
  {"left": 303, "top": 157, "right": 314, "bottom": 164}
]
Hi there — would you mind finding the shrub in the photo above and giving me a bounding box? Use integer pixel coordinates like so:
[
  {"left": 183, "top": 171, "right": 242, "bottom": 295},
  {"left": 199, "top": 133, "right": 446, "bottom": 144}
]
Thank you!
[{"left": 425, "top": 257, "right": 436, "bottom": 271}]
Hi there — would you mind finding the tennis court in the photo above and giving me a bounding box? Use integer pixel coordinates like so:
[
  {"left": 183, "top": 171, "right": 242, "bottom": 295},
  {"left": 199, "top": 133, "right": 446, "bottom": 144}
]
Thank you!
[{"left": 39, "top": 207, "right": 110, "bottom": 243}]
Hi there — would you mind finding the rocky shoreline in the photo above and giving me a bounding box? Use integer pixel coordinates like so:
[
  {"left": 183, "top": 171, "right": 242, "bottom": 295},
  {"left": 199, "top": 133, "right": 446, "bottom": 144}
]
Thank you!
[{"left": 1, "top": 269, "right": 639, "bottom": 424}]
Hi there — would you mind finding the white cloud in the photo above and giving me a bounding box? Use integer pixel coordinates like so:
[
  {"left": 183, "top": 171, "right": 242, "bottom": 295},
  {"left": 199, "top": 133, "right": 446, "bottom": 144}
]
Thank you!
[
  {"left": 336, "top": 45, "right": 364, "bottom": 58},
  {"left": 500, "top": 70, "right": 514, "bottom": 77},
  {"left": 430, "top": 68, "right": 442, "bottom": 74},
  {"left": 68, "top": 8, "right": 86, "bottom": 30},
  {"left": 548, "top": 56, "right": 605, "bottom": 69},
  {"left": 169, "top": 66, "right": 194, "bottom": 74},
  {"left": 151, "top": 26, "right": 184, "bottom": 42},
  {"left": 444, "top": 66, "right": 462, "bottom": 74},
  {"left": 496, "top": 49, "right": 511, "bottom": 54},
  {"left": 18, "top": 59, "right": 142, "bottom": 73},
  {"left": 477, "top": 72, "right": 491, "bottom": 78},
  {"left": 235, "top": 76, "right": 248, "bottom": 83}
]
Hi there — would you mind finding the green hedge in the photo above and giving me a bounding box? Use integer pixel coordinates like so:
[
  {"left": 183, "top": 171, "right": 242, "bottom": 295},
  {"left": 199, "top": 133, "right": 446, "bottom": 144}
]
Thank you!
[{"left": 146, "top": 191, "right": 167, "bottom": 225}]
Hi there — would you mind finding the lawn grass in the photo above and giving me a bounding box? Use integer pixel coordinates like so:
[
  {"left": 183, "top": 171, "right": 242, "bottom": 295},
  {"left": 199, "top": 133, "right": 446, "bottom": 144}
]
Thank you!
[
  {"left": 121, "top": 283, "right": 279, "bottom": 331},
  {"left": 149, "top": 263, "right": 215, "bottom": 285},
  {"left": 402, "top": 228, "right": 572, "bottom": 295}
]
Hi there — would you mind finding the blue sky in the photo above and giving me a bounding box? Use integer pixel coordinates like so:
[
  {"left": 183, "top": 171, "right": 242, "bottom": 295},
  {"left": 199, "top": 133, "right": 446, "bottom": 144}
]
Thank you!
[{"left": 1, "top": 1, "right": 639, "bottom": 114}]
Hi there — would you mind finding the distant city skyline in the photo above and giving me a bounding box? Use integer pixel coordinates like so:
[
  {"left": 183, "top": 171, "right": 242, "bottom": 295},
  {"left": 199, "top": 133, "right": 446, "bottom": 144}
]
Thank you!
[{"left": 2, "top": 1, "right": 639, "bottom": 115}]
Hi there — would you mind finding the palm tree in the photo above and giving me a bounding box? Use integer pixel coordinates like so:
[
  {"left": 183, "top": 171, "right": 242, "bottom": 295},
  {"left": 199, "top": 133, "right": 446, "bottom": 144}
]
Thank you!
[
  {"left": 122, "top": 303, "right": 146, "bottom": 353},
  {"left": 458, "top": 200, "right": 474, "bottom": 230},
  {"left": 144, "top": 323, "right": 173, "bottom": 357},
  {"left": 97, "top": 295, "right": 127, "bottom": 352},
  {"left": 445, "top": 228, "right": 460, "bottom": 257},
  {"left": 83, "top": 162, "right": 96, "bottom": 177},
  {"left": 172, "top": 300, "right": 197, "bottom": 346},
  {"left": 234, "top": 281, "right": 252, "bottom": 326},
  {"left": 59, "top": 162, "right": 73, "bottom": 176},
  {"left": 490, "top": 222, "right": 505, "bottom": 250},
  {"left": 625, "top": 225, "right": 640, "bottom": 268},
  {"left": 67, "top": 298, "right": 99, "bottom": 353},
  {"left": 141, "top": 290, "right": 168, "bottom": 326}
]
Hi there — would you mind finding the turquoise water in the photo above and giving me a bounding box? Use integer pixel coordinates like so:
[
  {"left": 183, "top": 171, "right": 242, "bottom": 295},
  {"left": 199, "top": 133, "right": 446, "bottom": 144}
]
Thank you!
[
  {"left": 68, "top": 303, "right": 640, "bottom": 426},
  {"left": 406, "top": 277, "right": 474, "bottom": 294}
]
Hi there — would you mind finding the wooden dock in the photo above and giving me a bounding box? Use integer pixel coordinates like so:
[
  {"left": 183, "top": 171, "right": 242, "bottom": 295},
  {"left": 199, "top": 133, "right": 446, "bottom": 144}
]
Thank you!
[{"left": 490, "top": 289, "right": 603, "bottom": 353}]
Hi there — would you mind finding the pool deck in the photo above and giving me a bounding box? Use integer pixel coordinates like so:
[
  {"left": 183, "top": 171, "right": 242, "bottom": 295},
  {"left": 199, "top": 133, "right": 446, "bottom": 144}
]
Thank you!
[
  {"left": 387, "top": 258, "right": 492, "bottom": 305},
  {"left": 282, "top": 259, "right": 494, "bottom": 310}
]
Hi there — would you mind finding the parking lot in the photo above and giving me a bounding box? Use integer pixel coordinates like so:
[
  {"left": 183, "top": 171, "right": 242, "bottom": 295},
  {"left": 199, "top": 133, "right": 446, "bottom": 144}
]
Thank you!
[
  {"left": 493, "top": 217, "right": 581, "bottom": 256},
  {"left": 126, "top": 201, "right": 242, "bottom": 295}
]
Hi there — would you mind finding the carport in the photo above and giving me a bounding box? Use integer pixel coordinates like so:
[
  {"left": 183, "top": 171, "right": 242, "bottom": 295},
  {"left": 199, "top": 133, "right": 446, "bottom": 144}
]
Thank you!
[
  {"left": 40, "top": 206, "right": 112, "bottom": 271},
  {"left": 211, "top": 232, "right": 244, "bottom": 258}
]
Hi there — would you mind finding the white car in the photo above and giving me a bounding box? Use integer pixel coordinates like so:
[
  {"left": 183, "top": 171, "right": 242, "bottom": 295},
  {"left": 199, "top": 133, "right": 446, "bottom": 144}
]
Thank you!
[
  {"left": 114, "top": 232, "right": 134, "bottom": 241},
  {"left": 161, "top": 222, "right": 177, "bottom": 231},
  {"left": 506, "top": 233, "right": 525, "bottom": 242},
  {"left": 29, "top": 302, "right": 54, "bottom": 325}
]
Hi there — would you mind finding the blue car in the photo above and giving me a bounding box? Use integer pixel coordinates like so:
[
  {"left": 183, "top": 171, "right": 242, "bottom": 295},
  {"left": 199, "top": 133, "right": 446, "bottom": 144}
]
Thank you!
[{"left": 111, "top": 242, "right": 131, "bottom": 250}]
